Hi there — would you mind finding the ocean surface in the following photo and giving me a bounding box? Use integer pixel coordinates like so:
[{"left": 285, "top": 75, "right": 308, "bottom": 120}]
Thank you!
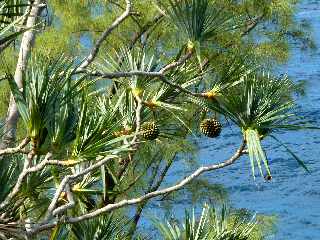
[
  {"left": 199, "top": 1, "right": 320, "bottom": 239},
  {"left": 140, "top": 1, "right": 320, "bottom": 239}
]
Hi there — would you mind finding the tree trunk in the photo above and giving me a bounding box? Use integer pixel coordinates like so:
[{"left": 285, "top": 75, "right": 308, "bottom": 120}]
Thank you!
[{"left": 0, "top": 0, "right": 44, "bottom": 149}]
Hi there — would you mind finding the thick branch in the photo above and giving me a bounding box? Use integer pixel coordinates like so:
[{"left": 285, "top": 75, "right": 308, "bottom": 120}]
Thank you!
[
  {"left": 1, "top": 0, "right": 45, "bottom": 148},
  {"left": 29, "top": 141, "right": 245, "bottom": 235},
  {"left": 0, "top": 138, "right": 30, "bottom": 156}
]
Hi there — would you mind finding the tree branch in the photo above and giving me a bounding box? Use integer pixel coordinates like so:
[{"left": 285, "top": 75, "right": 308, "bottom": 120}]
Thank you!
[
  {"left": 51, "top": 184, "right": 75, "bottom": 217},
  {"left": 45, "top": 155, "right": 119, "bottom": 220},
  {"left": 1, "top": 0, "right": 45, "bottom": 148},
  {"left": 241, "top": 14, "right": 265, "bottom": 37},
  {"left": 76, "top": 0, "right": 132, "bottom": 72},
  {"left": 0, "top": 152, "right": 52, "bottom": 210},
  {"left": 128, "top": 14, "right": 164, "bottom": 50},
  {"left": 128, "top": 156, "right": 175, "bottom": 236},
  {"left": 0, "top": 38, "right": 15, "bottom": 54},
  {"left": 0, "top": 138, "right": 30, "bottom": 156},
  {"left": 70, "top": 141, "right": 244, "bottom": 219},
  {"left": 84, "top": 51, "right": 210, "bottom": 98},
  {"left": 0, "top": 153, "right": 87, "bottom": 210},
  {"left": 131, "top": 96, "right": 143, "bottom": 144},
  {"left": 29, "top": 140, "right": 245, "bottom": 235}
]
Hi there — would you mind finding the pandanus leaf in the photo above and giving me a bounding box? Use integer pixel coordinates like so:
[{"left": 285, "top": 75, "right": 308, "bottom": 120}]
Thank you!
[
  {"left": 0, "top": 1, "right": 36, "bottom": 53},
  {"left": 245, "top": 129, "right": 271, "bottom": 179},
  {"left": 159, "top": 0, "right": 238, "bottom": 43},
  {"left": 270, "top": 135, "right": 310, "bottom": 173},
  {"left": 7, "top": 55, "right": 86, "bottom": 152},
  {"left": 154, "top": 204, "right": 257, "bottom": 240}
]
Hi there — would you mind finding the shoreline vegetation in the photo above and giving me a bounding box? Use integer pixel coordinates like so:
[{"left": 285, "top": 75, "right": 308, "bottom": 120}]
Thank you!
[{"left": 0, "top": 0, "right": 317, "bottom": 239}]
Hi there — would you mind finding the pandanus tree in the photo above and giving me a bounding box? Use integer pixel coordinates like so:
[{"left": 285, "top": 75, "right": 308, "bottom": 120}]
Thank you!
[
  {"left": 154, "top": 204, "right": 268, "bottom": 240},
  {"left": 0, "top": 0, "right": 315, "bottom": 239}
]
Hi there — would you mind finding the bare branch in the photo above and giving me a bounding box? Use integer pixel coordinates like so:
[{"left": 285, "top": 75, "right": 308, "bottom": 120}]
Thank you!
[
  {"left": 70, "top": 141, "right": 245, "bottom": 220},
  {"left": 76, "top": 0, "right": 132, "bottom": 72},
  {"left": 241, "top": 14, "right": 265, "bottom": 37},
  {"left": 128, "top": 156, "right": 175, "bottom": 236},
  {"left": 45, "top": 155, "right": 119, "bottom": 220},
  {"left": 0, "top": 152, "right": 52, "bottom": 210},
  {"left": 92, "top": 70, "right": 204, "bottom": 97},
  {"left": 128, "top": 14, "right": 164, "bottom": 50},
  {"left": 29, "top": 140, "right": 245, "bottom": 235},
  {"left": 1, "top": 0, "right": 45, "bottom": 148},
  {"left": 0, "top": 39, "right": 15, "bottom": 54},
  {"left": 52, "top": 184, "right": 75, "bottom": 217},
  {"left": 131, "top": 96, "right": 143, "bottom": 144},
  {"left": 0, "top": 138, "right": 30, "bottom": 156},
  {"left": 46, "top": 159, "right": 81, "bottom": 167},
  {"left": 84, "top": 48, "right": 193, "bottom": 78},
  {"left": 158, "top": 51, "right": 193, "bottom": 74},
  {"left": 83, "top": 51, "right": 212, "bottom": 99}
]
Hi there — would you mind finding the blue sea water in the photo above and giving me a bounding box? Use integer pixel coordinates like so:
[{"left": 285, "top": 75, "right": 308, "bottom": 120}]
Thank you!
[
  {"left": 198, "top": 1, "right": 320, "bottom": 239},
  {"left": 139, "top": 1, "right": 320, "bottom": 239}
]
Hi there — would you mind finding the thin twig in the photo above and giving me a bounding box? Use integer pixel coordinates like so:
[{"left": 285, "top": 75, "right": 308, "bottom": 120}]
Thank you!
[
  {"left": 76, "top": 0, "right": 132, "bottom": 72},
  {"left": 45, "top": 155, "right": 119, "bottom": 220},
  {"left": 52, "top": 184, "right": 75, "bottom": 217},
  {"left": 131, "top": 96, "right": 143, "bottom": 144},
  {"left": 128, "top": 156, "right": 174, "bottom": 236},
  {"left": 158, "top": 51, "right": 193, "bottom": 74},
  {"left": 241, "top": 14, "right": 265, "bottom": 37},
  {"left": 128, "top": 14, "right": 164, "bottom": 50}
]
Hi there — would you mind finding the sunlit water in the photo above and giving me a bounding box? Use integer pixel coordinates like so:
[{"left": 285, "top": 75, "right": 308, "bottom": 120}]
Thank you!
[
  {"left": 198, "top": 1, "right": 320, "bottom": 239},
  {"left": 140, "top": 1, "right": 320, "bottom": 239}
]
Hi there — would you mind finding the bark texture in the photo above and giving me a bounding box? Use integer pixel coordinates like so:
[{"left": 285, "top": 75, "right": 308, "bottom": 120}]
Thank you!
[{"left": 1, "top": 0, "right": 44, "bottom": 149}]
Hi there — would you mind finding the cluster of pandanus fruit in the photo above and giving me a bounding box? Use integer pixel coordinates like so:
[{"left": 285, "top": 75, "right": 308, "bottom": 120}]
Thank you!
[{"left": 113, "top": 118, "right": 222, "bottom": 141}]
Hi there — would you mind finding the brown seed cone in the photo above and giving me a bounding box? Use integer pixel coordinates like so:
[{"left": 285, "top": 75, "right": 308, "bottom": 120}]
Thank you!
[
  {"left": 141, "top": 121, "right": 159, "bottom": 140},
  {"left": 200, "top": 118, "right": 222, "bottom": 138}
]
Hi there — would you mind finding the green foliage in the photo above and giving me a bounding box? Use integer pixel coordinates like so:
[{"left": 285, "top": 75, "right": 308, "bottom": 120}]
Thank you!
[
  {"left": 0, "top": 155, "right": 20, "bottom": 203},
  {"left": 71, "top": 93, "right": 133, "bottom": 160},
  {"left": 159, "top": 0, "right": 238, "bottom": 44},
  {"left": 0, "top": 0, "right": 30, "bottom": 53},
  {"left": 7, "top": 56, "right": 83, "bottom": 149},
  {"left": 0, "top": 0, "right": 315, "bottom": 239},
  {"left": 153, "top": 204, "right": 271, "bottom": 240},
  {"left": 218, "top": 73, "right": 295, "bottom": 131},
  {"left": 51, "top": 214, "right": 129, "bottom": 240},
  {"left": 190, "top": 71, "right": 305, "bottom": 178},
  {"left": 0, "top": 80, "right": 10, "bottom": 117}
]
